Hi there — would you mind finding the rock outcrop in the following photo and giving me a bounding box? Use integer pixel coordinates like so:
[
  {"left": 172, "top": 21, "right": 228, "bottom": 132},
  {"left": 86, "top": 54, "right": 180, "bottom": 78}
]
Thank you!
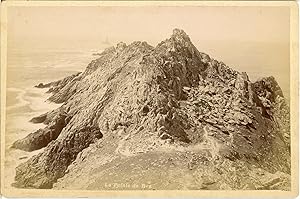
[
  {"left": 13, "top": 29, "right": 290, "bottom": 190},
  {"left": 35, "top": 72, "right": 81, "bottom": 90},
  {"left": 12, "top": 109, "right": 70, "bottom": 151}
]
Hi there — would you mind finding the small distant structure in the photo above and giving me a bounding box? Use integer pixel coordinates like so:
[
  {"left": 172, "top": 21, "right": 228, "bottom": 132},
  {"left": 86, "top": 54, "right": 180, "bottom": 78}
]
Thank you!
[
  {"left": 102, "top": 37, "right": 111, "bottom": 45},
  {"left": 92, "top": 37, "right": 112, "bottom": 56}
]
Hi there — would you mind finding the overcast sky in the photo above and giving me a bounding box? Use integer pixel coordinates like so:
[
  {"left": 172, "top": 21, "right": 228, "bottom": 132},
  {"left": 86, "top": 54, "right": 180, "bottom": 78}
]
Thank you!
[
  {"left": 8, "top": 6, "right": 289, "bottom": 47},
  {"left": 7, "top": 6, "right": 290, "bottom": 96}
]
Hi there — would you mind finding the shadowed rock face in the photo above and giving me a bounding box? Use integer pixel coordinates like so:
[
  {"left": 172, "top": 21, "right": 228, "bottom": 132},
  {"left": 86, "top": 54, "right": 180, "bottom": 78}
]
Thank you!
[
  {"left": 13, "top": 126, "right": 103, "bottom": 189},
  {"left": 12, "top": 112, "right": 69, "bottom": 152},
  {"left": 13, "top": 29, "right": 290, "bottom": 190}
]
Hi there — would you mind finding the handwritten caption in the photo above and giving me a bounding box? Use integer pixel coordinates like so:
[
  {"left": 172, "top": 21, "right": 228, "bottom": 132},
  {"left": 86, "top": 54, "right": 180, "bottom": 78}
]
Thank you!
[{"left": 104, "top": 182, "right": 152, "bottom": 189}]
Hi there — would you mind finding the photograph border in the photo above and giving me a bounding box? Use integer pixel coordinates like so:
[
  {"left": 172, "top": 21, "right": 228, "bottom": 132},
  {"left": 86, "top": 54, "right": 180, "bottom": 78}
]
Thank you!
[{"left": 0, "top": 1, "right": 298, "bottom": 197}]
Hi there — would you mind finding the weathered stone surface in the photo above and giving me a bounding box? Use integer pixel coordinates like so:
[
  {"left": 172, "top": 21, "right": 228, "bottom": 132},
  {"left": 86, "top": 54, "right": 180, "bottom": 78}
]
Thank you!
[
  {"left": 13, "top": 112, "right": 69, "bottom": 151},
  {"left": 35, "top": 72, "right": 81, "bottom": 90},
  {"left": 29, "top": 108, "right": 64, "bottom": 125},
  {"left": 29, "top": 113, "right": 47, "bottom": 123},
  {"left": 13, "top": 126, "right": 103, "bottom": 188}
]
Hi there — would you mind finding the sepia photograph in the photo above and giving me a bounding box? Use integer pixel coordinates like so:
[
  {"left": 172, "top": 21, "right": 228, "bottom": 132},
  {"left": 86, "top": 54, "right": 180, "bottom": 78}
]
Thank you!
[{"left": 1, "top": 1, "right": 298, "bottom": 197}]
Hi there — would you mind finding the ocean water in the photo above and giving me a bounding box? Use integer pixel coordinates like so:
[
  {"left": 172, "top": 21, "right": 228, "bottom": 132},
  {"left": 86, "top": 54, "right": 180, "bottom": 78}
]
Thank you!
[{"left": 4, "top": 48, "right": 97, "bottom": 188}]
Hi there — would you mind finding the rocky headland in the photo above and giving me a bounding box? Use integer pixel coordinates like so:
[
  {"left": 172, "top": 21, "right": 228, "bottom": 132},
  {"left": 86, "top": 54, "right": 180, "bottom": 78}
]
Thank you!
[{"left": 12, "top": 29, "right": 290, "bottom": 190}]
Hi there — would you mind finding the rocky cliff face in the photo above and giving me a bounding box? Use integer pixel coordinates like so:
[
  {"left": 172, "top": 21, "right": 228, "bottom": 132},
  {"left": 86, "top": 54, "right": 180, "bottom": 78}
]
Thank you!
[{"left": 12, "top": 29, "right": 290, "bottom": 190}]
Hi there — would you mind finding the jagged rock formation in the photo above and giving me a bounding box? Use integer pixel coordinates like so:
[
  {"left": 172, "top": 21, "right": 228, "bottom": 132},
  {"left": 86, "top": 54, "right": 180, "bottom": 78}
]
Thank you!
[
  {"left": 13, "top": 29, "right": 290, "bottom": 190},
  {"left": 12, "top": 110, "right": 70, "bottom": 151},
  {"left": 35, "top": 72, "right": 81, "bottom": 90}
]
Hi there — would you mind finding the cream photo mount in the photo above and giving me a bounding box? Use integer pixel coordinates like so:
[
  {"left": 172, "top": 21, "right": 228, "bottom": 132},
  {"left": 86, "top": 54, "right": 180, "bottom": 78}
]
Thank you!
[{"left": 0, "top": 1, "right": 298, "bottom": 197}]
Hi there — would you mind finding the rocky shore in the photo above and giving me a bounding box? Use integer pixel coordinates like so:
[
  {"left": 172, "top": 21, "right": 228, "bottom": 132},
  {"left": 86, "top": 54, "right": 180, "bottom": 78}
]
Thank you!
[{"left": 12, "top": 29, "right": 290, "bottom": 190}]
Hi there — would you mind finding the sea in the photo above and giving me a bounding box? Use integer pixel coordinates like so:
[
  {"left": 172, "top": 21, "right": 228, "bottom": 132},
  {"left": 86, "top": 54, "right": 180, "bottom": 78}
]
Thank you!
[{"left": 4, "top": 47, "right": 99, "bottom": 189}]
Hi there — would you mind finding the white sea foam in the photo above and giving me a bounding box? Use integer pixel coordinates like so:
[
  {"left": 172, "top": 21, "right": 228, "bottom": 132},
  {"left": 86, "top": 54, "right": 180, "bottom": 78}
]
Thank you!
[
  {"left": 7, "top": 87, "right": 62, "bottom": 113},
  {"left": 5, "top": 87, "right": 63, "bottom": 189},
  {"left": 6, "top": 86, "right": 63, "bottom": 147},
  {"left": 5, "top": 48, "right": 93, "bottom": 188},
  {"left": 6, "top": 88, "right": 30, "bottom": 111}
]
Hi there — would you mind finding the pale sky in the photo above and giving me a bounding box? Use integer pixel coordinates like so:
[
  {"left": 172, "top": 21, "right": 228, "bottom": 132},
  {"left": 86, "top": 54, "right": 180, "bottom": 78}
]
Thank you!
[
  {"left": 7, "top": 6, "right": 290, "bottom": 97},
  {"left": 8, "top": 6, "right": 289, "bottom": 47}
]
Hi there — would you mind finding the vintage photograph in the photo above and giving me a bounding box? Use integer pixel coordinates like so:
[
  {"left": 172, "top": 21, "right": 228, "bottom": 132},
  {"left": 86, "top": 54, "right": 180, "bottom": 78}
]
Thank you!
[{"left": 1, "top": 1, "right": 298, "bottom": 197}]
